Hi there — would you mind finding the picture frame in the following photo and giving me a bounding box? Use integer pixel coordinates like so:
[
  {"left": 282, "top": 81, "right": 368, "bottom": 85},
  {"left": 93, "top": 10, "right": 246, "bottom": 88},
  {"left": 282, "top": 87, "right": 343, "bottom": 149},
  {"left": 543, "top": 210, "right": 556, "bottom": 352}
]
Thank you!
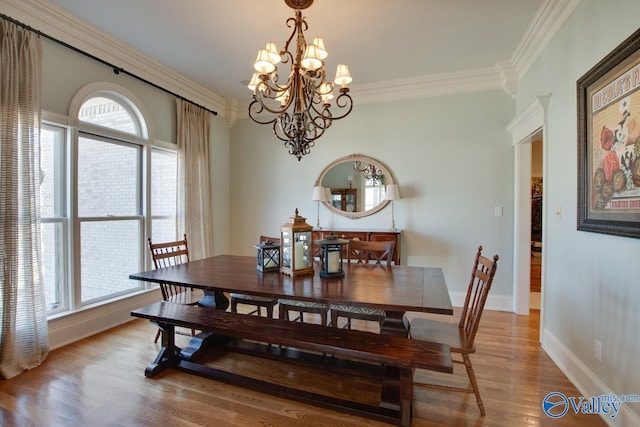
[{"left": 577, "top": 27, "right": 640, "bottom": 239}]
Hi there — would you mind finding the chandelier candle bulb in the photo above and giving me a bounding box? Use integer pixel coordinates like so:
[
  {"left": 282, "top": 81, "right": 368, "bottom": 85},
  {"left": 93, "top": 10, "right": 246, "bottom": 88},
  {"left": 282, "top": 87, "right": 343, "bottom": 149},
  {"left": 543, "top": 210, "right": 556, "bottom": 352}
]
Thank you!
[
  {"left": 335, "top": 64, "right": 352, "bottom": 87},
  {"left": 265, "top": 42, "right": 281, "bottom": 64},
  {"left": 311, "top": 37, "right": 328, "bottom": 59},
  {"left": 301, "top": 45, "right": 322, "bottom": 71},
  {"left": 254, "top": 48, "right": 276, "bottom": 74}
]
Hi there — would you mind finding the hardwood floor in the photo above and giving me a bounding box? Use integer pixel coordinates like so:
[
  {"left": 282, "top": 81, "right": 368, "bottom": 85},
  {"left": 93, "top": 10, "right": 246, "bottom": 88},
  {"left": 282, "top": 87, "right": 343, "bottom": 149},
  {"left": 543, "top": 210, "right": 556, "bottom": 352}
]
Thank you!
[
  {"left": 531, "top": 257, "right": 542, "bottom": 292},
  {"left": 0, "top": 309, "right": 606, "bottom": 426}
]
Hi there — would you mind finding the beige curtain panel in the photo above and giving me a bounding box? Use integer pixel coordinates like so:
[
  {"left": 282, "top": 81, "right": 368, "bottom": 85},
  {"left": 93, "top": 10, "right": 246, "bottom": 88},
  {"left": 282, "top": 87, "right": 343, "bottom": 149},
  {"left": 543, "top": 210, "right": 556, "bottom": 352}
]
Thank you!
[
  {"left": 0, "top": 20, "right": 49, "bottom": 379},
  {"left": 176, "top": 99, "right": 214, "bottom": 260}
]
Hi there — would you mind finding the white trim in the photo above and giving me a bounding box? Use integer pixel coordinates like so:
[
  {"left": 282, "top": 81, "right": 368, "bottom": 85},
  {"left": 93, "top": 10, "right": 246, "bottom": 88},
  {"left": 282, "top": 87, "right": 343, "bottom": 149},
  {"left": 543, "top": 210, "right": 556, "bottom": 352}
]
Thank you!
[
  {"left": 69, "top": 82, "right": 154, "bottom": 140},
  {"left": 351, "top": 68, "right": 504, "bottom": 105},
  {"left": 511, "top": 0, "right": 581, "bottom": 79},
  {"left": 506, "top": 97, "right": 547, "bottom": 145},
  {"left": 47, "top": 289, "right": 162, "bottom": 349},
  {"left": 542, "top": 329, "right": 640, "bottom": 427}
]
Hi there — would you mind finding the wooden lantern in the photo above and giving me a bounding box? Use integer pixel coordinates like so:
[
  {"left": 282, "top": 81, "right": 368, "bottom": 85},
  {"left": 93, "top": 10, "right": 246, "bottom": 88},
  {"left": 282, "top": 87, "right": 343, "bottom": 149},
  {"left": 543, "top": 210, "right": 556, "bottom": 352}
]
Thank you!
[
  {"left": 280, "top": 209, "right": 314, "bottom": 277},
  {"left": 316, "top": 234, "right": 349, "bottom": 278},
  {"left": 254, "top": 239, "right": 280, "bottom": 273}
]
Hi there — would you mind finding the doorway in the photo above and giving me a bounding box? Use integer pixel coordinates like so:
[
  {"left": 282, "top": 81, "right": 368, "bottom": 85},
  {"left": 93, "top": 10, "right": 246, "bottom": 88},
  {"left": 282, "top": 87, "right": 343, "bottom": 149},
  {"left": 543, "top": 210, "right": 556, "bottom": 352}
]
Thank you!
[
  {"left": 507, "top": 94, "right": 549, "bottom": 342},
  {"left": 530, "top": 138, "right": 543, "bottom": 310}
]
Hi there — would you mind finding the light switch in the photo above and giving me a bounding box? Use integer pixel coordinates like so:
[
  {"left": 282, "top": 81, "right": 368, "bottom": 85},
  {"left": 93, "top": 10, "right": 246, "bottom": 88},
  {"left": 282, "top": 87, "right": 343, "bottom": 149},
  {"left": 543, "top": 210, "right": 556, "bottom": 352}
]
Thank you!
[{"left": 494, "top": 206, "right": 503, "bottom": 217}]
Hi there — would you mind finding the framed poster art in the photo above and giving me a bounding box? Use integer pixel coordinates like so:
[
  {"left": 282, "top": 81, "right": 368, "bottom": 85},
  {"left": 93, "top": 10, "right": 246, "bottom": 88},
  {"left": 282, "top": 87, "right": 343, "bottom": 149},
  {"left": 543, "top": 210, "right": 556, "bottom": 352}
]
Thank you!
[{"left": 577, "top": 27, "right": 640, "bottom": 238}]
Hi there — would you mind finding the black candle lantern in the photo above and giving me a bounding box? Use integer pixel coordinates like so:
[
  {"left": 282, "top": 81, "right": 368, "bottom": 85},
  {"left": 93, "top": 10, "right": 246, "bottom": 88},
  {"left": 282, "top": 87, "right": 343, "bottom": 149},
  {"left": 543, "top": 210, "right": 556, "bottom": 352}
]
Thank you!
[
  {"left": 316, "top": 234, "right": 349, "bottom": 278},
  {"left": 254, "top": 239, "right": 280, "bottom": 273}
]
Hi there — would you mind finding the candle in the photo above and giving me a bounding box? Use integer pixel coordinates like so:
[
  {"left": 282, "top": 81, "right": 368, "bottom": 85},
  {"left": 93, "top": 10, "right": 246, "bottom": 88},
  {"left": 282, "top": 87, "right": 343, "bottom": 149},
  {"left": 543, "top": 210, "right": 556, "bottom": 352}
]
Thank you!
[
  {"left": 265, "top": 258, "right": 276, "bottom": 268},
  {"left": 328, "top": 251, "right": 340, "bottom": 273},
  {"left": 294, "top": 241, "right": 304, "bottom": 270}
]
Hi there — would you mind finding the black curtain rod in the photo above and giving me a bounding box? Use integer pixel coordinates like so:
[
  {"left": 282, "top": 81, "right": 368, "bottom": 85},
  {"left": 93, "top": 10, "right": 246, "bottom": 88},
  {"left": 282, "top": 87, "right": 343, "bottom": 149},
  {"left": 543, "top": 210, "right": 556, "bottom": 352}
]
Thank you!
[{"left": 1, "top": 13, "right": 218, "bottom": 116}]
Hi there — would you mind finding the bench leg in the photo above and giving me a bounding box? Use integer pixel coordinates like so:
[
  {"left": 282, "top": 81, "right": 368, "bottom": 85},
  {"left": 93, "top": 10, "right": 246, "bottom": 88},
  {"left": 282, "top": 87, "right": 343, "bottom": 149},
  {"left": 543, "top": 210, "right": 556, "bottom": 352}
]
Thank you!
[{"left": 145, "top": 323, "right": 180, "bottom": 378}]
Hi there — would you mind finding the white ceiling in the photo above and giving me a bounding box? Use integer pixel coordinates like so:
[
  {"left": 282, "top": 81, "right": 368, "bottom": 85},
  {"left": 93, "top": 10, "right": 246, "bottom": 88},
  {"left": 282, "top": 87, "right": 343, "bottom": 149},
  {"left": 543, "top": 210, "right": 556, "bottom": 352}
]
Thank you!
[{"left": 45, "top": 0, "right": 543, "bottom": 103}]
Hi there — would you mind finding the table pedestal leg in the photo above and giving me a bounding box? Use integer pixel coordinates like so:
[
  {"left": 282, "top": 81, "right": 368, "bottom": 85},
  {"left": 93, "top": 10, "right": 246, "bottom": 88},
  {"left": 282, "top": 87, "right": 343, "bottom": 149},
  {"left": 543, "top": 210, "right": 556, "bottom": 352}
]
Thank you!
[
  {"left": 198, "top": 289, "right": 229, "bottom": 311},
  {"left": 380, "top": 310, "right": 409, "bottom": 337}
]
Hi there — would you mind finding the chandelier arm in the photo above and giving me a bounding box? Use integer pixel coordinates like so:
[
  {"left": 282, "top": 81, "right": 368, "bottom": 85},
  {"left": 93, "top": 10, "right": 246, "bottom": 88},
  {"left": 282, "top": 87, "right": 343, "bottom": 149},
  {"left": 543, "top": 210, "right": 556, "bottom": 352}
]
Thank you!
[{"left": 248, "top": 99, "right": 279, "bottom": 124}]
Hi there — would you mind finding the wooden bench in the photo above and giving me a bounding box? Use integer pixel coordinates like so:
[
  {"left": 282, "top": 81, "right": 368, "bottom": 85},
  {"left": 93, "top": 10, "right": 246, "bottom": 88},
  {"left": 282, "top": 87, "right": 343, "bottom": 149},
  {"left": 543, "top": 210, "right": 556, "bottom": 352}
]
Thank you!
[{"left": 132, "top": 301, "right": 452, "bottom": 426}]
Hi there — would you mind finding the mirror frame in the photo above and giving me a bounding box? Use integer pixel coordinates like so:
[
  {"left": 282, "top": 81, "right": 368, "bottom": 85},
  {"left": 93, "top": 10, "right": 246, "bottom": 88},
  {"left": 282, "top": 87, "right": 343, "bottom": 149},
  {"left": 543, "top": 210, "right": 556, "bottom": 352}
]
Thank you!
[{"left": 315, "top": 153, "right": 396, "bottom": 219}]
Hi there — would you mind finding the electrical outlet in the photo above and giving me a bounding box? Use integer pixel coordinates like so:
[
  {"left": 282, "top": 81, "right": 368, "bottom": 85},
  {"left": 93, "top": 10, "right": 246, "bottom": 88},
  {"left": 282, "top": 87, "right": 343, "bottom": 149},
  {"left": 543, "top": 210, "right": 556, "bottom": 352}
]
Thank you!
[{"left": 594, "top": 340, "right": 603, "bottom": 362}]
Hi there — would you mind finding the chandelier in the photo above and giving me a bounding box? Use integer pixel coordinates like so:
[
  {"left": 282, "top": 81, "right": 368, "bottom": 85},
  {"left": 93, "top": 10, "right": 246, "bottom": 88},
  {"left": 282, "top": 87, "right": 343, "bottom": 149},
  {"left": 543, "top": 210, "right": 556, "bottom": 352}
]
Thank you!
[{"left": 248, "top": 0, "right": 353, "bottom": 161}]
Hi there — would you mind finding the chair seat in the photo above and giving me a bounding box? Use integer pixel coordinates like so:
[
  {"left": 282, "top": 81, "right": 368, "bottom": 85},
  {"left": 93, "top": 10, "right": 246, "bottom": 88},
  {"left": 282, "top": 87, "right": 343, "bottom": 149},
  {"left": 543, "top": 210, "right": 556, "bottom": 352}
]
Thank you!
[
  {"left": 410, "top": 317, "right": 474, "bottom": 354},
  {"left": 278, "top": 299, "right": 328, "bottom": 309},
  {"left": 231, "top": 293, "right": 278, "bottom": 303},
  {"left": 330, "top": 304, "right": 384, "bottom": 316},
  {"left": 166, "top": 288, "right": 205, "bottom": 305}
]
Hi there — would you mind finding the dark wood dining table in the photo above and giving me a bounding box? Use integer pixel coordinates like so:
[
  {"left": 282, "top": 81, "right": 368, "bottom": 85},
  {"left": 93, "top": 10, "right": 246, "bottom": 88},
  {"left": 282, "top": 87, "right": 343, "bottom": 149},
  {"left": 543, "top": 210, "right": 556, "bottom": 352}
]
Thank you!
[
  {"left": 129, "top": 254, "right": 453, "bottom": 337},
  {"left": 129, "top": 254, "right": 453, "bottom": 425}
]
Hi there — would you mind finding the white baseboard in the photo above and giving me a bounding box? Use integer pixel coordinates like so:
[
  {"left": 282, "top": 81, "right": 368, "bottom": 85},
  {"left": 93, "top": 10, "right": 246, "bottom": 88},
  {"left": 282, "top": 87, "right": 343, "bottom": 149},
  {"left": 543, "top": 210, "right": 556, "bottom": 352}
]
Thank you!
[
  {"left": 47, "top": 289, "right": 162, "bottom": 350},
  {"left": 542, "top": 328, "right": 640, "bottom": 426}
]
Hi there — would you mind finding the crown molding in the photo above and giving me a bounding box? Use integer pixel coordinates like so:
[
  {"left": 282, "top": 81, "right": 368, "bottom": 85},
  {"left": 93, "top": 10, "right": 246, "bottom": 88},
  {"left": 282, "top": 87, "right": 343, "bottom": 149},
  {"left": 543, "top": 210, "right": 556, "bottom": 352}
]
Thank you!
[
  {"left": 351, "top": 68, "right": 504, "bottom": 105},
  {"left": 2, "top": 0, "right": 227, "bottom": 118},
  {"left": 510, "top": 0, "right": 581, "bottom": 78}
]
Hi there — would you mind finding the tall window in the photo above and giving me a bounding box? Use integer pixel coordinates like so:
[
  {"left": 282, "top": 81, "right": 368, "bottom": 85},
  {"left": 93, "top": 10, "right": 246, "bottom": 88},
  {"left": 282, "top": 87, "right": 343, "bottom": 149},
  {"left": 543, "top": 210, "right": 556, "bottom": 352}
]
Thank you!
[
  {"left": 40, "top": 125, "right": 67, "bottom": 313},
  {"left": 41, "top": 88, "right": 178, "bottom": 314}
]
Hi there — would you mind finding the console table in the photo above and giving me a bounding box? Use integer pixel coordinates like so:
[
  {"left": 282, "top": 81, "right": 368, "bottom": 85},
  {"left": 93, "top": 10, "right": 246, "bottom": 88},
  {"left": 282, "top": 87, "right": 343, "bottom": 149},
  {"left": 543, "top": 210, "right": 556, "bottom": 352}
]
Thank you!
[{"left": 312, "top": 228, "right": 401, "bottom": 264}]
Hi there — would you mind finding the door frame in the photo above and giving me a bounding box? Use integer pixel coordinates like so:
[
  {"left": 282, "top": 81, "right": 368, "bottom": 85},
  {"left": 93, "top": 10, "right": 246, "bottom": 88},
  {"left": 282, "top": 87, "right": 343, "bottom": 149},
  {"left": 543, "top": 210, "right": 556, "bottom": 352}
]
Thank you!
[{"left": 506, "top": 95, "right": 550, "bottom": 341}]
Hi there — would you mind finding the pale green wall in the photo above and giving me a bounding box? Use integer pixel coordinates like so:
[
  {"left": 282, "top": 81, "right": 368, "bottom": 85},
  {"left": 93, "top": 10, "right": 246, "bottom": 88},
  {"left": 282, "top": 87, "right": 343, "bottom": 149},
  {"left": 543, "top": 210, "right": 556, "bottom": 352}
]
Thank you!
[
  {"left": 516, "top": 0, "right": 640, "bottom": 419},
  {"left": 230, "top": 90, "right": 515, "bottom": 298}
]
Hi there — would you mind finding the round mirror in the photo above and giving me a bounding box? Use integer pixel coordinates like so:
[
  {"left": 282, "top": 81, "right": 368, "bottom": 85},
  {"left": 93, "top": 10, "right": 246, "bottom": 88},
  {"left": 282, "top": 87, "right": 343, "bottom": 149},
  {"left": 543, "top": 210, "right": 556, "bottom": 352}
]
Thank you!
[{"left": 315, "top": 153, "right": 396, "bottom": 219}]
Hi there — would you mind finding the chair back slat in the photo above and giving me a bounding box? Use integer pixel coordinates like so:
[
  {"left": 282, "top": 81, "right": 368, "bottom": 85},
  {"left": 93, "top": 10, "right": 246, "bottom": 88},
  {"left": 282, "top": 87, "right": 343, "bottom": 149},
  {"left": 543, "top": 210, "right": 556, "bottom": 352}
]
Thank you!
[
  {"left": 458, "top": 246, "right": 499, "bottom": 349},
  {"left": 347, "top": 240, "right": 395, "bottom": 266},
  {"left": 148, "top": 234, "right": 192, "bottom": 300}
]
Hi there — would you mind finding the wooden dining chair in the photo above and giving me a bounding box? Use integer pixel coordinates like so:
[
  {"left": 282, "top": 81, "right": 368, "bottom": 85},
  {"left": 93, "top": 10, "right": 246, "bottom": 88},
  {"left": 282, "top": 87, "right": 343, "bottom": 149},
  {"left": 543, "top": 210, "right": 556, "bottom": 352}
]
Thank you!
[
  {"left": 148, "top": 234, "right": 204, "bottom": 342},
  {"left": 230, "top": 236, "right": 279, "bottom": 318},
  {"left": 409, "top": 245, "right": 498, "bottom": 416},
  {"left": 329, "top": 239, "right": 395, "bottom": 330}
]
